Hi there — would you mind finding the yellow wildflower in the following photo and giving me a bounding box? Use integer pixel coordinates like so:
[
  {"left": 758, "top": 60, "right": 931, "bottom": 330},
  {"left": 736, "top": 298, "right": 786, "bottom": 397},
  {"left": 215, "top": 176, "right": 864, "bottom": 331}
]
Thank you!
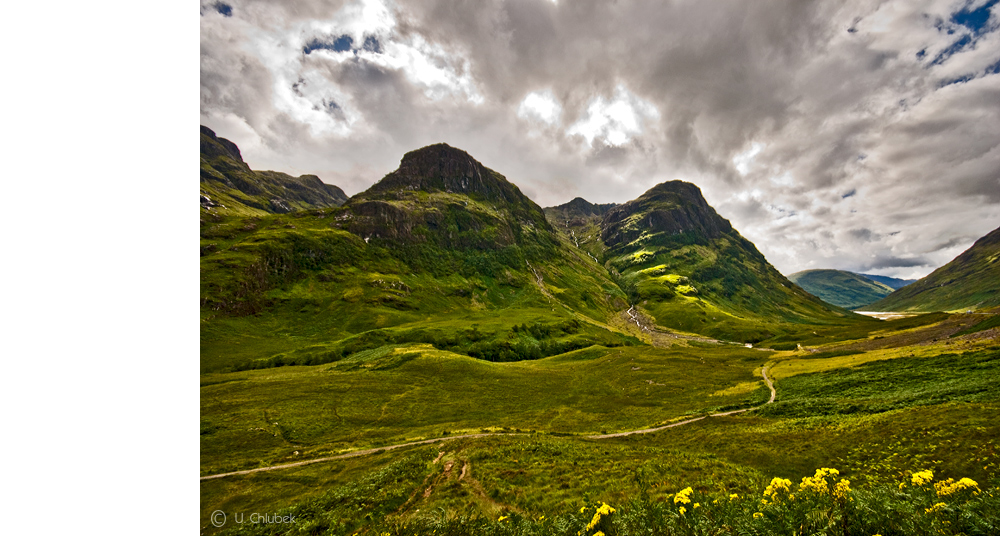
[
  {"left": 594, "top": 532, "right": 605, "bottom": 536},
  {"left": 498, "top": 515, "right": 508, "bottom": 522},
  {"left": 693, "top": 503, "right": 700, "bottom": 509},
  {"left": 935, "top": 477, "right": 979, "bottom": 496},
  {"left": 753, "top": 512, "right": 763, "bottom": 519},
  {"left": 764, "top": 477, "right": 792, "bottom": 502},
  {"left": 674, "top": 487, "right": 694, "bottom": 505},
  {"left": 678, "top": 506, "right": 686, "bottom": 515},
  {"left": 580, "top": 506, "right": 587, "bottom": 513},
  {"left": 585, "top": 503, "right": 616, "bottom": 531},
  {"left": 925, "top": 502, "right": 946, "bottom": 513},
  {"left": 834, "top": 479, "right": 851, "bottom": 499},
  {"left": 800, "top": 468, "right": 839, "bottom": 494},
  {"left": 729, "top": 493, "right": 739, "bottom": 500},
  {"left": 911, "top": 469, "right": 934, "bottom": 486}
]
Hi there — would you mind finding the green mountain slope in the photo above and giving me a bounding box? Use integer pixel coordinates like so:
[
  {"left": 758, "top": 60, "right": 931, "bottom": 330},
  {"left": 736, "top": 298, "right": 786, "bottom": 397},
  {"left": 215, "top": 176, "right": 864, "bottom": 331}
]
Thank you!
[
  {"left": 544, "top": 197, "right": 617, "bottom": 261},
  {"left": 856, "top": 273, "right": 916, "bottom": 290},
  {"left": 788, "top": 269, "right": 894, "bottom": 309},
  {"left": 201, "top": 142, "right": 634, "bottom": 373},
  {"left": 867, "top": 225, "right": 1000, "bottom": 312},
  {"left": 600, "top": 181, "right": 854, "bottom": 342},
  {"left": 200, "top": 126, "right": 347, "bottom": 215}
]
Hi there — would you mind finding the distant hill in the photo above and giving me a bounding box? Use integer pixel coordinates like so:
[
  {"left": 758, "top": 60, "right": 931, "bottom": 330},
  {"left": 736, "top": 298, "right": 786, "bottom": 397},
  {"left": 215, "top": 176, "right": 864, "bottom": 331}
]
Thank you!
[
  {"left": 856, "top": 273, "right": 916, "bottom": 290},
  {"left": 788, "top": 269, "right": 894, "bottom": 309},
  {"left": 599, "top": 181, "right": 852, "bottom": 342},
  {"left": 200, "top": 126, "right": 347, "bottom": 215},
  {"left": 867, "top": 225, "right": 1000, "bottom": 312}
]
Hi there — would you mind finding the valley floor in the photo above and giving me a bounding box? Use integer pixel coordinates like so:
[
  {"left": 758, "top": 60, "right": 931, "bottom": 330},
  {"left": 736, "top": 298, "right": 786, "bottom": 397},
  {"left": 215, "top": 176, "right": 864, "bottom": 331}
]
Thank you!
[{"left": 201, "top": 310, "right": 1000, "bottom": 535}]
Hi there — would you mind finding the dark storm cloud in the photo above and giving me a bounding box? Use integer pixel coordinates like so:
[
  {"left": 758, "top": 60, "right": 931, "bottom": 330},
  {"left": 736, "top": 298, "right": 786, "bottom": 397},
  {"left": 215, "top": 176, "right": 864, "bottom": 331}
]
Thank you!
[
  {"left": 201, "top": 0, "right": 1000, "bottom": 278},
  {"left": 859, "top": 255, "right": 931, "bottom": 271}
]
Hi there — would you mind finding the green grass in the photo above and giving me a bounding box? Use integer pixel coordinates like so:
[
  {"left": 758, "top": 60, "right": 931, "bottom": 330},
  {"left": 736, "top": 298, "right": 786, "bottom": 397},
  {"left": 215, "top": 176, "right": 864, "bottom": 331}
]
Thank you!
[
  {"left": 202, "top": 418, "right": 1000, "bottom": 535},
  {"left": 200, "top": 343, "right": 770, "bottom": 476},
  {"left": 761, "top": 348, "right": 1000, "bottom": 417},
  {"left": 201, "top": 326, "right": 1000, "bottom": 534}
]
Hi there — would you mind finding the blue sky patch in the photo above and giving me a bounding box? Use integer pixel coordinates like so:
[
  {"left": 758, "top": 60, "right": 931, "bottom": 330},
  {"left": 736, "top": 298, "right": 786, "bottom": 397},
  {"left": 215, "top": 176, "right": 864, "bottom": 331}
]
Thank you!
[
  {"left": 987, "top": 57, "right": 1000, "bottom": 74},
  {"left": 303, "top": 35, "right": 354, "bottom": 55},
  {"left": 363, "top": 35, "right": 383, "bottom": 54},
  {"left": 951, "top": 0, "right": 998, "bottom": 35},
  {"left": 213, "top": 2, "right": 232, "bottom": 17},
  {"left": 931, "top": 34, "right": 972, "bottom": 65}
]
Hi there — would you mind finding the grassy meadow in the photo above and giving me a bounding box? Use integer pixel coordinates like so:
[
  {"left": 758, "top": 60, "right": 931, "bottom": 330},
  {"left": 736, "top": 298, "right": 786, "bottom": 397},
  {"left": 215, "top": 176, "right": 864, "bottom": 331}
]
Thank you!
[{"left": 202, "top": 311, "right": 1000, "bottom": 534}]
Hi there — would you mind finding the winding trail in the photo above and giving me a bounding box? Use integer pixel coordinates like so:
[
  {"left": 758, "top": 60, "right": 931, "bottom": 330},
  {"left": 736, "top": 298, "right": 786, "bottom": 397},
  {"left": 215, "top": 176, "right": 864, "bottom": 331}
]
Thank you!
[
  {"left": 200, "top": 433, "right": 517, "bottom": 481},
  {"left": 201, "top": 367, "right": 776, "bottom": 481},
  {"left": 586, "top": 366, "right": 775, "bottom": 438}
]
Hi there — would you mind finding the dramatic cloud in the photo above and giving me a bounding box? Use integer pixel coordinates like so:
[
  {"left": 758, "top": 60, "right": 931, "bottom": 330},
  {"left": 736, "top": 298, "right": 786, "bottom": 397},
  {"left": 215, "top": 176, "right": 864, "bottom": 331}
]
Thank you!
[{"left": 201, "top": 0, "right": 1000, "bottom": 278}]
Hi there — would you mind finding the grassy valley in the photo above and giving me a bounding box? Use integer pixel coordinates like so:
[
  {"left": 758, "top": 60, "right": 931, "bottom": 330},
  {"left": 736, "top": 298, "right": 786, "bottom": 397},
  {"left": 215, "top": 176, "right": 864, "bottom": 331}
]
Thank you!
[{"left": 200, "top": 133, "right": 1000, "bottom": 535}]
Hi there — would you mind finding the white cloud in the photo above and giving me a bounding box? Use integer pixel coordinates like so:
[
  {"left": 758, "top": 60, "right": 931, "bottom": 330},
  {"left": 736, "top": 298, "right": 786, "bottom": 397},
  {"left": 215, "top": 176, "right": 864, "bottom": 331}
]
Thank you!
[
  {"left": 733, "top": 142, "right": 764, "bottom": 176},
  {"left": 518, "top": 90, "right": 561, "bottom": 125},
  {"left": 566, "top": 85, "right": 659, "bottom": 147}
]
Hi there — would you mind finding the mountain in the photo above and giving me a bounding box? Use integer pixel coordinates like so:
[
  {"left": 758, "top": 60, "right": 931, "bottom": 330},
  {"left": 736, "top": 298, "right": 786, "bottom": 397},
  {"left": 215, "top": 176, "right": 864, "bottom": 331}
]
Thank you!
[
  {"left": 200, "top": 126, "right": 347, "bottom": 215},
  {"left": 338, "top": 143, "right": 555, "bottom": 251},
  {"left": 867, "top": 225, "right": 1000, "bottom": 312},
  {"left": 788, "top": 269, "right": 894, "bottom": 309},
  {"left": 599, "top": 181, "right": 853, "bottom": 342},
  {"left": 201, "top": 141, "right": 634, "bottom": 372},
  {"left": 855, "top": 273, "right": 916, "bottom": 290},
  {"left": 544, "top": 197, "right": 617, "bottom": 260}
]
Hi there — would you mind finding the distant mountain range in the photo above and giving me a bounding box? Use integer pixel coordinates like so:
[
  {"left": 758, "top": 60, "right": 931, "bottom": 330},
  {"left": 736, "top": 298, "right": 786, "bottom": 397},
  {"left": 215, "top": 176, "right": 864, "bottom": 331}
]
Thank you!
[
  {"left": 788, "top": 270, "right": 896, "bottom": 310},
  {"left": 788, "top": 228, "right": 999, "bottom": 313},
  {"left": 855, "top": 273, "right": 916, "bottom": 290},
  {"left": 867, "top": 226, "right": 1000, "bottom": 312}
]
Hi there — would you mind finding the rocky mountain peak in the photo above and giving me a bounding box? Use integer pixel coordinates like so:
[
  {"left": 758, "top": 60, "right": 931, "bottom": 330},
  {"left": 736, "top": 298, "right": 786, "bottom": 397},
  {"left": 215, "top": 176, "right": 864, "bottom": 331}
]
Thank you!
[
  {"left": 361, "top": 143, "right": 531, "bottom": 208},
  {"left": 601, "top": 180, "right": 733, "bottom": 249}
]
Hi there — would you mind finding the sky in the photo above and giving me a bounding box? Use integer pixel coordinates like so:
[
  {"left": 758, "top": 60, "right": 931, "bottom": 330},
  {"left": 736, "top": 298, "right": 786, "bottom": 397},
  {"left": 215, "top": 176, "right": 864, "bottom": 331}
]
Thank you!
[{"left": 201, "top": 0, "right": 1000, "bottom": 279}]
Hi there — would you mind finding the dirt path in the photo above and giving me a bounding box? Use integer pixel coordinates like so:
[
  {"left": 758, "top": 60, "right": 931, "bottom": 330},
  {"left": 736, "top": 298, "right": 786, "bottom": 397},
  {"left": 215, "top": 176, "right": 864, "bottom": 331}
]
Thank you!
[
  {"left": 200, "top": 433, "right": 515, "bottom": 481},
  {"left": 586, "top": 366, "right": 775, "bottom": 439},
  {"left": 202, "top": 368, "right": 777, "bottom": 481}
]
